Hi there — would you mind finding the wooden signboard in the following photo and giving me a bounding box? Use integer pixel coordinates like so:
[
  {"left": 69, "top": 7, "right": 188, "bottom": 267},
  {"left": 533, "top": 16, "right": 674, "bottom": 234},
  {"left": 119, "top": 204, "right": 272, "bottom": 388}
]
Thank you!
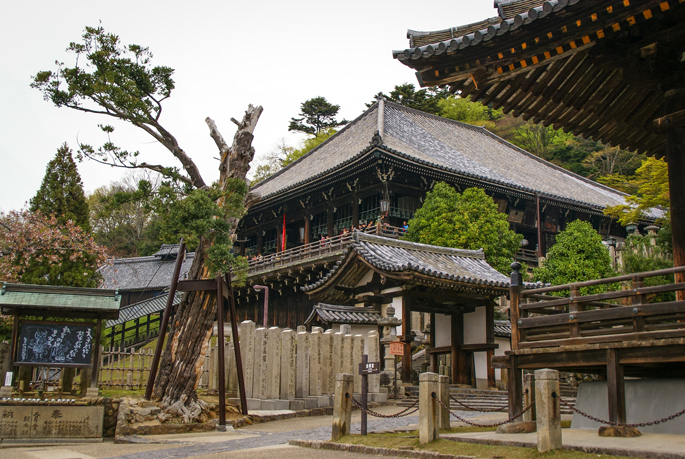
[
  {"left": 389, "top": 341, "right": 404, "bottom": 356},
  {"left": 15, "top": 323, "right": 95, "bottom": 367},
  {"left": 359, "top": 361, "right": 380, "bottom": 375}
]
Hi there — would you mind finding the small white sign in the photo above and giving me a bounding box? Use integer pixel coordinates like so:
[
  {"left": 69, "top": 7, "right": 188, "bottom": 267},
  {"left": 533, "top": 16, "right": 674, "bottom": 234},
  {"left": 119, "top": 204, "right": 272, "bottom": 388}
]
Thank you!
[{"left": 4, "top": 371, "right": 12, "bottom": 386}]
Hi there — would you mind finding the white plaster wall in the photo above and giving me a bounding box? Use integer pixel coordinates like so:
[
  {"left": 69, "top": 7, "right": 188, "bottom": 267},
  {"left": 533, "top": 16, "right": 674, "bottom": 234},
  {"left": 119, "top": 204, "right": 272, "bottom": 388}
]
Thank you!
[
  {"left": 434, "top": 313, "right": 451, "bottom": 347},
  {"left": 494, "top": 336, "right": 511, "bottom": 382},
  {"left": 463, "top": 308, "right": 486, "bottom": 344},
  {"left": 355, "top": 269, "right": 374, "bottom": 287},
  {"left": 475, "top": 352, "right": 488, "bottom": 388},
  {"left": 392, "top": 296, "right": 403, "bottom": 336}
]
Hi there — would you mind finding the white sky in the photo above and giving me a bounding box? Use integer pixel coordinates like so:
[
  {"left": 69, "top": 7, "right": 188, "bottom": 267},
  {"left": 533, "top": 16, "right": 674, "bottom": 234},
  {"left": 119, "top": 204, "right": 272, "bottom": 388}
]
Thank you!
[{"left": 0, "top": 0, "right": 495, "bottom": 212}]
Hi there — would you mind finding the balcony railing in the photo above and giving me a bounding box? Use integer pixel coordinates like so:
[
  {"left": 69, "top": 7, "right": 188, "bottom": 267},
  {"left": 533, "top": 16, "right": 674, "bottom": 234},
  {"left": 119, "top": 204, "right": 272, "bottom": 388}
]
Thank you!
[
  {"left": 246, "top": 224, "right": 404, "bottom": 274},
  {"left": 510, "top": 265, "right": 685, "bottom": 350}
]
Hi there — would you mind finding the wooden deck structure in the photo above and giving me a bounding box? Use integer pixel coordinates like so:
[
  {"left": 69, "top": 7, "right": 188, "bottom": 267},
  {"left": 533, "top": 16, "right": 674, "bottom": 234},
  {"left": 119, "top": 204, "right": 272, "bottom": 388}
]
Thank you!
[{"left": 496, "top": 263, "right": 685, "bottom": 424}]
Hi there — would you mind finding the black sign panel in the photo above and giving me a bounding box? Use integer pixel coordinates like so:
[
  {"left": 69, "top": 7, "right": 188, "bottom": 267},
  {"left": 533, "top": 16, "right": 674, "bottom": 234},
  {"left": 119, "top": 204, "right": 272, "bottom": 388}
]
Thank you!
[
  {"left": 359, "top": 361, "right": 381, "bottom": 375},
  {"left": 16, "top": 323, "right": 95, "bottom": 366}
]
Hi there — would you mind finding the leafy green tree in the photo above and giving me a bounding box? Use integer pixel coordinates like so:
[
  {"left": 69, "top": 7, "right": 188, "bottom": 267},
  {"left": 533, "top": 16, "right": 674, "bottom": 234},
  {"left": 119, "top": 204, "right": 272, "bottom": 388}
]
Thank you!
[
  {"left": 439, "top": 95, "right": 503, "bottom": 129},
  {"left": 621, "top": 230, "right": 673, "bottom": 302},
  {"left": 30, "top": 143, "right": 91, "bottom": 232},
  {"left": 604, "top": 157, "right": 669, "bottom": 225},
  {"left": 289, "top": 97, "right": 347, "bottom": 135},
  {"left": 0, "top": 209, "right": 106, "bottom": 287},
  {"left": 368, "top": 83, "right": 450, "bottom": 115},
  {"left": 404, "top": 183, "right": 522, "bottom": 274},
  {"left": 532, "top": 220, "right": 614, "bottom": 293}
]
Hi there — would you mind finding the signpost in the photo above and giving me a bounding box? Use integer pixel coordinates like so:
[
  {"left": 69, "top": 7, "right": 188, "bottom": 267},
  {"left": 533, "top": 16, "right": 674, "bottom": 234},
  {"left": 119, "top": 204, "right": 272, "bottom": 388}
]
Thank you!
[
  {"left": 389, "top": 341, "right": 403, "bottom": 400},
  {"left": 359, "top": 354, "right": 380, "bottom": 435}
]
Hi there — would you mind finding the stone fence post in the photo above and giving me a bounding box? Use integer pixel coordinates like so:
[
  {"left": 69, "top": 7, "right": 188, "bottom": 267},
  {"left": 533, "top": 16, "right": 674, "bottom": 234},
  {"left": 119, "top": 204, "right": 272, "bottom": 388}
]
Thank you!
[
  {"left": 439, "top": 375, "right": 450, "bottom": 430},
  {"left": 331, "top": 373, "right": 354, "bottom": 440},
  {"left": 419, "top": 372, "right": 440, "bottom": 444},
  {"left": 535, "top": 368, "right": 562, "bottom": 452}
]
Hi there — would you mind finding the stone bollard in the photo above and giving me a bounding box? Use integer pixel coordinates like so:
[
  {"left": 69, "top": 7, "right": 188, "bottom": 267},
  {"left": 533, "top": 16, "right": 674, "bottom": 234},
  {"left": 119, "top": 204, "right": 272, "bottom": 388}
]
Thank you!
[
  {"left": 535, "top": 368, "right": 562, "bottom": 452},
  {"left": 419, "top": 372, "right": 440, "bottom": 444},
  {"left": 331, "top": 373, "right": 354, "bottom": 440},
  {"left": 523, "top": 373, "right": 536, "bottom": 422},
  {"left": 439, "top": 375, "right": 450, "bottom": 430}
]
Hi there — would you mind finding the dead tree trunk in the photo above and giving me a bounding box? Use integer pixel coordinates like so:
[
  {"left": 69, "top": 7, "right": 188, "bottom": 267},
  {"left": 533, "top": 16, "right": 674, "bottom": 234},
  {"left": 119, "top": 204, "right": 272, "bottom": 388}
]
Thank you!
[{"left": 151, "top": 105, "right": 262, "bottom": 421}]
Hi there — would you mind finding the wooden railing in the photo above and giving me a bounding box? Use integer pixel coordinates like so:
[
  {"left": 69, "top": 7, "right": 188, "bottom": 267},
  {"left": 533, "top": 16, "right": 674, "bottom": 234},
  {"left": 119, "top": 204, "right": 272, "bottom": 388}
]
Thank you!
[
  {"left": 246, "top": 224, "right": 404, "bottom": 274},
  {"left": 510, "top": 265, "right": 685, "bottom": 350}
]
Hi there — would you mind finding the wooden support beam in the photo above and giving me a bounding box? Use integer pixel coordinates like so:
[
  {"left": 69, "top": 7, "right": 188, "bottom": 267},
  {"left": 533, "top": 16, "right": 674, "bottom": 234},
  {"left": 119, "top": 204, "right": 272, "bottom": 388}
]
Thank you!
[
  {"left": 653, "top": 109, "right": 685, "bottom": 133},
  {"left": 606, "top": 348, "right": 626, "bottom": 424},
  {"left": 401, "top": 297, "right": 412, "bottom": 384},
  {"left": 508, "top": 356, "right": 523, "bottom": 420},
  {"left": 665, "top": 90, "right": 685, "bottom": 301}
]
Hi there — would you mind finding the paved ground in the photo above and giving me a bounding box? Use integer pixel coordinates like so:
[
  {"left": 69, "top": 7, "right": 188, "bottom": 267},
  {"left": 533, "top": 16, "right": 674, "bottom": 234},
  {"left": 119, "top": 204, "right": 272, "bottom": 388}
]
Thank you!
[{"left": 0, "top": 404, "right": 455, "bottom": 459}]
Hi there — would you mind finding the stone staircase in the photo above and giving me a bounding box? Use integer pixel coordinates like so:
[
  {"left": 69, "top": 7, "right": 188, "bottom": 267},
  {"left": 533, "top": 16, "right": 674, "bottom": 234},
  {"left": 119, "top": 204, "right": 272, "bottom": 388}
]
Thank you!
[{"left": 400, "top": 384, "right": 576, "bottom": 414}]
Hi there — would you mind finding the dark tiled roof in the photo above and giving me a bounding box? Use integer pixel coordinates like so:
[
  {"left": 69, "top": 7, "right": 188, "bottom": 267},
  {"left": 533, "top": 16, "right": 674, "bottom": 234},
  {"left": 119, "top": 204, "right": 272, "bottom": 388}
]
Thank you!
[
  {"left": 394, "top": 0, "right": 568, "bottom": 60},
  {"left": 99, "top": 251, "right": 194, "bottom": 291},
  {"left": 0, "top": 283, "right": 121, "bottom": 318},
  {"left": 106, "top": 291, "right": 182, "bottom": 328},
  {"left": 303, "top": 232, "right": 536, "bottom": 294},
  {"left": 304, "top": 303, "right": 382, "bottom": 326},
  {"left": 251, "top": 100, "right": 627, "bottom": 210},
  {"left": 153, "top": 244, "right": 185, "bottom": 258},
  {"left": 494, "top": 319, "right": 512, "bottom": 338}
]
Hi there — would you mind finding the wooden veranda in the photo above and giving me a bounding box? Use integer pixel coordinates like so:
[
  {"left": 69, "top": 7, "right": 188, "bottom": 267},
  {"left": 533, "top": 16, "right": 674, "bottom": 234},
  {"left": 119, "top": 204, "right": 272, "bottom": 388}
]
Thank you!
[{"left": 495, "top": 263, "right": 685, "bottom": 425}]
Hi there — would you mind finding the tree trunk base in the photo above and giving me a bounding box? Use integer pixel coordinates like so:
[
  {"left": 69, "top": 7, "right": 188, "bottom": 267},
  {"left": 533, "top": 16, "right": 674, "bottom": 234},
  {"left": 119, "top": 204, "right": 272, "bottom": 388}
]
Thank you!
[{"left": 162, "top": 394, "right": 209, "bottom": 424}]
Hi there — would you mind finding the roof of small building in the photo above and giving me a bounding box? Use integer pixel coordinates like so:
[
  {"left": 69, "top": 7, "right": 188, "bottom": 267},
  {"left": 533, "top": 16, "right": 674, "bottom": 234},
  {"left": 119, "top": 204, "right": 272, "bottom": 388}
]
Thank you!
[
  {"left": 494, "top": 319, "right": 512, "bottom": 338},
  {"left": 106, "top": 291, "right": 182, "bottom": 328},
  {"left": 304, "top": 303, "right": 382, "bottom": 326},
  {"left": 99, "top": 246, "right": 194, "bottom": 292},
  {"left": 303, "top": 232, "right": 538, "bottom": 298},
  {"left": 0, "top": 283, "right": 121, "bottom": 319},
  {"left": 250, "top": 100, "right": 627, "bottom": 211}
]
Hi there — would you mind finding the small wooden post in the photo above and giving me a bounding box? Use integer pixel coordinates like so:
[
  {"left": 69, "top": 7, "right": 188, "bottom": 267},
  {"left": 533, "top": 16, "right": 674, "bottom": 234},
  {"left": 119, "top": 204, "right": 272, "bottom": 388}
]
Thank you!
[
  {"left": 216, "top": 273, "right": 226, "bottom": 427},
  {"left": 90, "top": 319, "right": 102, "bottom": 390},
  {"left": 486, "top": 299, "right": 496, "bottom": 389},
  {"left": 361, "top": 354, "right": 368, "bottom": 436},
  {"left": 225, "top": 273, "right": 248, "bottom": 416},
  {"left": 569, "top": 285, "right": 580, "bottom": 338},
  {"left": 401, "top": 297, "right": 412, "bottom": 383}
]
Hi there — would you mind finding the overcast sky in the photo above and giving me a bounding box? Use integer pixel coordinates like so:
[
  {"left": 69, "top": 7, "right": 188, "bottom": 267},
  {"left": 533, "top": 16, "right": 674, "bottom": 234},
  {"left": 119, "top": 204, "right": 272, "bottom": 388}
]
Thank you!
[{"left": 0, "top": 0, "right": 495, "bottom": 212}]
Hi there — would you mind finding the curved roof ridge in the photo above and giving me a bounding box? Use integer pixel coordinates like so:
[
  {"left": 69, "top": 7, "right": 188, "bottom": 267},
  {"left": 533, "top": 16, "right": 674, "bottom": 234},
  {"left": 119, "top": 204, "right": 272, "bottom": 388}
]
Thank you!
[{"left": 355, "top": 232, "right": 485, "bottom": 259}]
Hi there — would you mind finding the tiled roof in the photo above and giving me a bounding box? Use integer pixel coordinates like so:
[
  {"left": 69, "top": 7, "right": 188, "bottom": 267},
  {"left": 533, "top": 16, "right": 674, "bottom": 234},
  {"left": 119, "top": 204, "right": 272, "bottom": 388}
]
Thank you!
[
  {"left": 99, "top": 250, "right": 194, "bottom": 291},
  {"left": 250, "top": 100, "right": 627, "bottom": 210},
  {"left": 394, "top": 0, "right": 558, "bottom": 60},
  {"left": 153, "top": 244, "right": 185, "bottom": 258},
  {"left": 494, "top": 319, "right": 512, "bottom": 338},
  {"left": 303, "top": 232, "right": 537, "bottom": 294},
  {"left": 304, "top": 303, "right": 382, "bottom": 326},
  {"left": 0, "top": 283, "right": 121, "bottom": 318},
  {"left": 106, "top": 291, "right": 182, "bottom": 328}
]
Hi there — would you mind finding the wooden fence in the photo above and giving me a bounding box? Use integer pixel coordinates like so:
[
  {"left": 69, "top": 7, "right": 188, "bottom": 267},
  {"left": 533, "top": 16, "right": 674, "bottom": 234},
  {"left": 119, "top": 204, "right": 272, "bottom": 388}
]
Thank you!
[{"left": 511, "top": 265, "right": 685, "bottom": 350}]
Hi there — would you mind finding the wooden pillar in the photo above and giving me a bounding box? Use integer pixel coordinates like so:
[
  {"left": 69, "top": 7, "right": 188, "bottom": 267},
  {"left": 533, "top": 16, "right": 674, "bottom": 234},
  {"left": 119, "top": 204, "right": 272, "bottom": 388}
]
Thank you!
[
  {"left": 401, "top": 297, "right": 412, "bottom": 383},
  {"left": 304, "top": 216, "right": 310, "bottom": 245},
  {"left": 509, "top": 263, "right": 523, "bottom": 351},
  {"left": 507, "top": 355, "right": 523, "bottom": 419},
  {"left": 665, "top": 90, "right": 685, "bottom": 300},
  {"left": 277, "top": 224, "right": 282, "bottom": 252},
  {"left": 327, "top": 206, "right": 334, "bottom": 237},
  {"left": 239, "top": 241, "right": 245, "bottom": 257},
  {"left": 451, "top": 312, "right": 467, "bottom": 385},
  {"left": 606, "top": 348, "right": 626, "bottom": 424},
  {"left": 536, "top": 194, "right": 543, "bottom": 258},
  {"left": 485, "top": 300, "right": 496, "bottom": 389},
  {"left": 90, "top": 319, "right": 102, "bottom": 389},
  {"left": 429, "top": 313, "right": 437, "bottom": 373},
  {"left": 257, "top": 231, "right": 263, "bottom": 255},
  {"left": 352, "top": 194, "right": 359, "bottom": 228},
  {"left": 8, "top": 313, "right": 19, "bottom": 387}
]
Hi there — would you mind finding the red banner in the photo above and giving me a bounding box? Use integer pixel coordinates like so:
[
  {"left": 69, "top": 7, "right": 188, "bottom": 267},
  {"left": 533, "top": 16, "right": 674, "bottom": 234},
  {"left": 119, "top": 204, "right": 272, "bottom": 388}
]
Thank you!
[{"left": 282, "top": 213, "right": 286, "bottom": 251}]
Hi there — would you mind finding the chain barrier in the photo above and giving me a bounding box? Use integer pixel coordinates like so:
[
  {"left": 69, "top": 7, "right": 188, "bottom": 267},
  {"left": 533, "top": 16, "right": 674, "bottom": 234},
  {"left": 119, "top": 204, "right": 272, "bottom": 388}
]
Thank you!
[
  {"left": 346, "top": 393, "right": 419, "bottom": 418},
  {"left": 554, "top": 393, "right": 685, "bottom": 428},
  {"left": 433, "top": 392, "right": 535, "bottom": 428},
  {"left": 449, "top": 393, "right": 508, "bottom": 413}
]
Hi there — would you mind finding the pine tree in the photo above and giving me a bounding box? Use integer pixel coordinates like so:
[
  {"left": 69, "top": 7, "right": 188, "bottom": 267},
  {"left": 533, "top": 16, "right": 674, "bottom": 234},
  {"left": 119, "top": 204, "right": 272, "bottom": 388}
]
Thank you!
[{"left": 30, "top": 143, "right": 91, "bottom": 232}]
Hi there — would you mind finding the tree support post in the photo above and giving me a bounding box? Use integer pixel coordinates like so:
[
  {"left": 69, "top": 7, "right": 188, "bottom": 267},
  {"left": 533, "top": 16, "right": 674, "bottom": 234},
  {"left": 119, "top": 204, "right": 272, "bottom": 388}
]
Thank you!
[
  {"left": 216, "top": 274, "right": 226, "bottom": 427},
  {"left": 225, "top": 273, "right": 249, "bottom": 416},
  {"left": 145, "top": 239, "right": 186, "bottom": 400}
]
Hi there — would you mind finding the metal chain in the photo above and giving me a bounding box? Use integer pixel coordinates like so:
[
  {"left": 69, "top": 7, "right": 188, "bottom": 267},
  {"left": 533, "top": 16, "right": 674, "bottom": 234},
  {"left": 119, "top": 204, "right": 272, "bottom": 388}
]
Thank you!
[
  {"left": 434, "top": 392, "right": 535, "bottom": 428},
  {"left": 556, "top": 394, "right": 685, "bottom": 428},
  {"left": 449, "top": 393, "right": 508, "bottom": 413},
  {"left": 347, "top": 393, "right": 419, "bottom": 418}
]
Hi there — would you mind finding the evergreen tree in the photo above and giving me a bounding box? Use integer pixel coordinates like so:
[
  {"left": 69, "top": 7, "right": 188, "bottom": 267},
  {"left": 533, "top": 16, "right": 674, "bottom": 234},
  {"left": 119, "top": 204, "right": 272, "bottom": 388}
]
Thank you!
[
  {"left": 289, "top": 97, "right": 347, "bottom": 135},
  {"left": 532, "top": 220, "right": 614, "bottom": 294},
  {"left": 404, "top": 183, "right": 522, "bottom": 274},
  {"left": 30, "top": 143, "right": 91, "bottom": 232}
]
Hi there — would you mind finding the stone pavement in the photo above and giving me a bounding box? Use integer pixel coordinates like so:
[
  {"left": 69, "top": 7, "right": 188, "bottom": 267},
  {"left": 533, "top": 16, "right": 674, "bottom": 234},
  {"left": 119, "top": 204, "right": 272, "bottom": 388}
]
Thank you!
[
  {"left": 444, "top": 429, "right": 685, "bottom": 459},
  {"left": 1, "top": 403, "right": 482, "bottom": 459}
]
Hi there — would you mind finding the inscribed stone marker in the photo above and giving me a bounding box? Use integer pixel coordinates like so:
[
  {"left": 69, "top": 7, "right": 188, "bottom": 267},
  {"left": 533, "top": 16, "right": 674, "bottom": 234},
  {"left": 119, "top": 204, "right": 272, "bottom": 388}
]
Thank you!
[
  {"left": 309, "top": 330, "right": 322, "bottom": 396},
  {"left": 296, "top": 331, "right": 310, "bottom": 398},
  {"left": 280, "top": 329, "right": 296, "bottom": 400},
  {"left": 265, "top": 327, "right": 281, "bottom": 399},
  {"left": 240, "top": 320, "right": 255, "bottom": 399}
]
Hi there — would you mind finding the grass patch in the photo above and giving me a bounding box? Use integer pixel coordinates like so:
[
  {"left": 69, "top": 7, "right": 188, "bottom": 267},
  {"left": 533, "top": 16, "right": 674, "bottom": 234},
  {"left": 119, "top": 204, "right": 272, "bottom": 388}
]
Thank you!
[{"left": 334, "top": 432, "right": 637, "bottom": 459}]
